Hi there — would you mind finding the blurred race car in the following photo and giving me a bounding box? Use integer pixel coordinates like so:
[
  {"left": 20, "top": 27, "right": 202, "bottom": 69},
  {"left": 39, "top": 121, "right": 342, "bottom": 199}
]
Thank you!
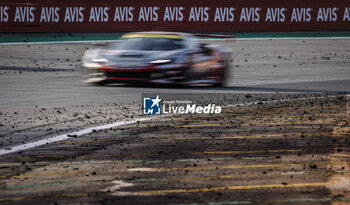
[{"left": 82, "top": 31, "right": 231, "bottom": 86}]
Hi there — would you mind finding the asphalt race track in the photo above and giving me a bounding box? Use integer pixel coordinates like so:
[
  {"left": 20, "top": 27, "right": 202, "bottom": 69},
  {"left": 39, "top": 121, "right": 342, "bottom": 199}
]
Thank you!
[{"left": 0, "top": 38, "right": 350, "bottom": 204}]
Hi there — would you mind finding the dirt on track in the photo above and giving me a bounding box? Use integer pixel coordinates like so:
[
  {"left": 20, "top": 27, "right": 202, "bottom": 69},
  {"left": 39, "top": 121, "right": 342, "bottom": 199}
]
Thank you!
[
  {"left": 0, "top": 94, "right": 349, "bottom": 204},
  {"left": 1, "top": 38, "right": 350, "bottom": 150}
]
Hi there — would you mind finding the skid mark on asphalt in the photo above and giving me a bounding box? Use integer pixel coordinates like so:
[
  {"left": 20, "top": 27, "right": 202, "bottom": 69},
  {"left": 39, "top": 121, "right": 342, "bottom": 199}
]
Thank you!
[
  {"left": 10, "top": 170, "right": 82, "bottom": 178},
  {"left": 170, "top": 197, "right": 350, "bottom": 205},
  {"left": 53, "top": 132, "right": 332, "bottom": 144},
  {"left": 142, "top": 126, "right": 334, "bottom": 133},
  {"left": 2, "top": 146, "right": 332, "bottom": 161},
  {"left": 191, "top": 149, "right": 302, "bottom": 155},
  {"left": 0, "top": 156, "right": 279, "bottom": 171},
  {"left": 127, "top": 171, "right": 307, "bottom": 183},
  {"left": 2, "top": 171, "right": 314, "bottom": 191},
  {"left": 0, "top": 159, "right": 332, "bottom": 180},
  {"left": 161, "top": 132, "right": 330, "bottom": 140},
  {"left": 0, "top": 193, "right": 98, "bottom": 202},
  {"left": 5, "top": 181, "right": 80, "bottom": 190},
  {"left": 59, "top": 149, "right": 306, "bottom": 159},
  {"left": 175, "top": 120, "right": 336, "bottom": 128},
  {"left": 122, "top": 120, "right": 337, "bottom": 129},
  {"left": 124, "top": 162, "right": 327, "bottom": 172},
  {"left": 136, "top": 182, "right": 333, "bottom": 195}
]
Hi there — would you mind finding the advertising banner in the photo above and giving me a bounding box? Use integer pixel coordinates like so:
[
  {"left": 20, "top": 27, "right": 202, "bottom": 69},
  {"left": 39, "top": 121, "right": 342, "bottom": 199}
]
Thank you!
[{"left": 0, "top": 0, "right": 349, "bottom": 32}]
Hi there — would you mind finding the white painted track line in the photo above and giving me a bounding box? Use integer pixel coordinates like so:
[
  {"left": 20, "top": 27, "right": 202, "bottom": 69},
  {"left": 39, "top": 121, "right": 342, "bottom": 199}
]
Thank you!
[{"left": 0, "top": 116, "right": 156, "bottom": 156}]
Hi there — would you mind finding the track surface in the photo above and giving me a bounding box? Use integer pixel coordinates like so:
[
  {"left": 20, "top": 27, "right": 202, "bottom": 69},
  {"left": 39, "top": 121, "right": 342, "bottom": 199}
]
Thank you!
[
  {"left": 0, "top": 38, "right": 350, "bottom": 204},
  {"left": 0, "top": 39, "right": 349, "bottom": 146},
  {"left": 1, "top": 96, "right": 350, "bottom": 204}
]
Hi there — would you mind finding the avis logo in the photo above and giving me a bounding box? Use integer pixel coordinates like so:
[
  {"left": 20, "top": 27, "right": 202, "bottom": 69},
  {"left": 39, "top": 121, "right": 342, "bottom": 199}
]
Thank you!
[{"left": 143, "top": 95, "right": 162, "bottom": 115}]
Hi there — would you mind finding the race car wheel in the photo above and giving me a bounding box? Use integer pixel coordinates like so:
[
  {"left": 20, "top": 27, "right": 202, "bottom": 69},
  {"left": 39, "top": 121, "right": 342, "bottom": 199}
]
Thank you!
[
  {"left": 213, "top": 63, "right": 228, "bottom": 87},
  {"left": 183, "top": 67, "right": 196, "bottom": 86}
]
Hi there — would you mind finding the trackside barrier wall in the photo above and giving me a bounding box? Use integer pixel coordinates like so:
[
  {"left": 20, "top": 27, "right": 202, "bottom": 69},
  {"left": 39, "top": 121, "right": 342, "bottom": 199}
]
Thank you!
[{"left": 0, "top": 0, "right": 349, "bottom": 32}]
